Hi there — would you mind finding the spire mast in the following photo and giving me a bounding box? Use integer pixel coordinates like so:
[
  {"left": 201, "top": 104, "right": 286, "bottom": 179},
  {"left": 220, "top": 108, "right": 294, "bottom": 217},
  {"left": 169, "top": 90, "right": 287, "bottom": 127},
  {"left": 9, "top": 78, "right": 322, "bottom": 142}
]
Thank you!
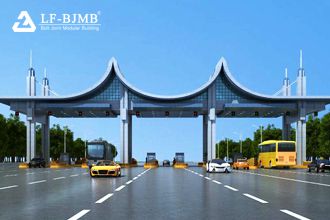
[
  {"left": 30, "top": 50, "right": 33, "bottom": 68},
  {"left": 300, "top": 49, "right": 303, "bottom": 69}
]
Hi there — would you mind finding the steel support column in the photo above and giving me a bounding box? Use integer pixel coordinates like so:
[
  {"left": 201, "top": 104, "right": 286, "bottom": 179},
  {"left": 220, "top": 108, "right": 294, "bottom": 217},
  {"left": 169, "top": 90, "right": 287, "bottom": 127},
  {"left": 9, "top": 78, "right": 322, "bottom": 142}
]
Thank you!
[
  {"left": 26, "top": 103, "right": 36, "bottom": 163},
  {"left": 120, "top": 87, "right": 132, "bottom": 164},
  {"left": 41, "top": 116, "right": 50, "bottom": 165},
  {"left": 203, "top": 115, "right": 208, "bottom": 162},
  {"left": 296, "top": 102, "right": 307, "bottom": 165},
  {"left": 282, "top": 116, "right": 291, "bottom": 140},
  {"left": 206, "top": 83, "right": 216, "bottom": 161}
]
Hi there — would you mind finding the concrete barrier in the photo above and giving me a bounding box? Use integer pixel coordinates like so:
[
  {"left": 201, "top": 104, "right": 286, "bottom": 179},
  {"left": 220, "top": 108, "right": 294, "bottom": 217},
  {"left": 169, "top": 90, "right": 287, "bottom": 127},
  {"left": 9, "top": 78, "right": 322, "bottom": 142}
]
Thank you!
[
  {"left": 50, "top": 162, "right": 71, "bottom": 169},
  {"left": 248, "top": 165, "right": 258, "bottom": 170},
  {"left": 174, "top": 163, "right": 188, "bottom": 169},
  {"left": 198, "top": 162, "right": 205, "bottom": 167},
  {"left": 144, "top": 163, "right": 159, "bottom": 169},
  {"left": 19, "top": 163, "right": 29, "bottom": 169}
]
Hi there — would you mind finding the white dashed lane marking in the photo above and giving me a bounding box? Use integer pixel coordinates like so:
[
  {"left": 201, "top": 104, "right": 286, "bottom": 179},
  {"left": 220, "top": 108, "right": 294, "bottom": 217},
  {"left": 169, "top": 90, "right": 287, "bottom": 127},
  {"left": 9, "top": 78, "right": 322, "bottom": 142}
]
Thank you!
[
  {"left": 204, "top": 177, "right": 211, "bottom": 180},
  {"left": 115, "top": 185, "right": 126, "bottom": 192},
  {"left": 4, "top": 174, "right": 18, "bottom": 177},
  {"left": 67, "top": 209, "right": 90, "bottom": 220},
  {"left": 224, "top": 185, "right": 239, "bottom": 191},
  {"left": 133, "top": 177, "right": 138, "bottom": 180},
  {"left": 0, "top": 185, "right": 18, "bottom": 190},
  {"left": 95, "top": 193, "right": 113, "bottom": 204},
  {"left": 243, "top": 193, "right": 268, "bottom": 204},
  {"left": 28, "top": 180, "right": 46, "bottom": 185},
  {"left": 212, "top": 180, "right": 222, "bottom": 184},
  {"left": 53, "top": 177, "right": 66, "bottom": 180},
  {"left": 126, "top": 180, "right": 133, "bottom": 185},
  {"left": 70, "top": 174, "right": 79, "bottom": 177},
  {"left": 280, "top": 210, "right": 311, "bottom": 220}
]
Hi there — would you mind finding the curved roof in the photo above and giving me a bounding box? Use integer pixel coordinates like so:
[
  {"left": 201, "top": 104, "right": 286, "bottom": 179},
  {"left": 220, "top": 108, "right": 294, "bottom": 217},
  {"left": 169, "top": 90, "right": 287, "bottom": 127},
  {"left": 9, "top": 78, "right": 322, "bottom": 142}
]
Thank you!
[
  {"left": 59, "top": 57, "right": 287, "bottom": 101},
  {"left": 1, "top": 57, "right": 330, "bottom": 104}
]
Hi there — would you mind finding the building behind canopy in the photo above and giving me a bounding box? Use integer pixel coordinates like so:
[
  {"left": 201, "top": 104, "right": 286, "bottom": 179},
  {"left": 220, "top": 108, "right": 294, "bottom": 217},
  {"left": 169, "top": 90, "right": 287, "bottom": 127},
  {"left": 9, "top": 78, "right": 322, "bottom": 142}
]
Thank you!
[{"left": 0, "top": 53, "right": 329, "bottom": 165}]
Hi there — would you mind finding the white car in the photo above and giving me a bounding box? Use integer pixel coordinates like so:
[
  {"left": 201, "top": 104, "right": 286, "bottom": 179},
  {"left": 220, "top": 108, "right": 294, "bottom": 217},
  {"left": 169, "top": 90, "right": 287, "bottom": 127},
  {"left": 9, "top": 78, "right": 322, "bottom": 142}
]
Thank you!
[{"left": 206, "top": 159, "right": 231, "bottom": 173}]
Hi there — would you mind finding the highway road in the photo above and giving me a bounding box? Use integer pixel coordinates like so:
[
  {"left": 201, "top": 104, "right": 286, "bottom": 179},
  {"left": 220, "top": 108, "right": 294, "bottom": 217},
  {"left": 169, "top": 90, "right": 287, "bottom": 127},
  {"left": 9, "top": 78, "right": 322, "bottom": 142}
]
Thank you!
[{"left": 0, "top": 165, "right": 329, "bottom": 220}]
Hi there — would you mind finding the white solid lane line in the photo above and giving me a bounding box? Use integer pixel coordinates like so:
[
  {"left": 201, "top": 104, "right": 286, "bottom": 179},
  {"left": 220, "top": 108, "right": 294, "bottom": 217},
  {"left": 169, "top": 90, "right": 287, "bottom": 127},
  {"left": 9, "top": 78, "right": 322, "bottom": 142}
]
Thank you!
[
  {"left": 212, "top": 180, "right": 222, "bottom": 184},
  {"left": 53, "top": 177, "right": 66, "bottom": 180},
  {"left": 67, "top": 209, "right": 90, "bottom": 220},
  {"left": 224, "top": 185, "right": 239, "bottom": 191},
  {"left": 204, "top": 177, "right": 211, "bottom": 180},
  {"left": 243, "top": 171, "right": 330, "bottom": 187},
  {"left": 95, "top": 193, "right": 113, "bottom": 204},
  {"left": 126, "top": 180, "right": 133, "bottom": 185},
  {"left": 28, "top": 180, "right": 46, "bottom": 185},
  {"left": 280, "top": 210, "right": 311, "bottom": 220},
  {"left": 70, "top": 174, "right": 79, "bottom": 177},
  {"left": 0, "top": 185, "right": 18, "bottom": 190},
  {"left": 115, "top": 185, "right": 126, "bottom": 192},
  {"left": 243, "top": 193, "right": 268, "bottom": 204}
]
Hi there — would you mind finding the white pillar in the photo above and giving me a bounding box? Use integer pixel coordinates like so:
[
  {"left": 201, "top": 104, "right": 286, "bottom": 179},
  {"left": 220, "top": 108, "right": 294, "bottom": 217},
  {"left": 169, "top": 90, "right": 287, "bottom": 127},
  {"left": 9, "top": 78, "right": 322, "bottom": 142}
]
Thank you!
[
  {"left": 207, "top": 109, "right": 216, "bottom": 161},
  {"left": 203, "top": 115, "right": 208, "bottom": 162},
  {"left": 206, "top": 84, "right": 216, "bottom": 161},
  {"left": 41, "top": 116, "right": 50, "bottom": 165},
  {"left": 120, "top": 87, "right": 132, "bottom": 164},
  {"left": 26, "top": 60, "right": 36, "bottom": 163},
  {"left": 295, "top": 51, "right": 307, "bottom": 165}
]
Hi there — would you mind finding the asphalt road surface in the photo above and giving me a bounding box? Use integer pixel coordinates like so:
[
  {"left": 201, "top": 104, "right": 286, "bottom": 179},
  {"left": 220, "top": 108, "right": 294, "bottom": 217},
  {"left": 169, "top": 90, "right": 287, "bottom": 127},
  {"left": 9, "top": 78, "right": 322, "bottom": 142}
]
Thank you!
[{"left": 0, "top": 165, "right": 329, "bottom": 220}]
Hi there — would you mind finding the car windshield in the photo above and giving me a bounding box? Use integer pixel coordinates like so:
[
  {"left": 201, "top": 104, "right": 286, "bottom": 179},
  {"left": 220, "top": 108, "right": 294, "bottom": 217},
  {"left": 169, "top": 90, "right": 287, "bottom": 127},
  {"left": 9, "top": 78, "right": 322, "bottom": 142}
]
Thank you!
[
  {"left": 211, "top": 159, "right": 225, "bottom": 164},
  {"left": 96, "top": 161, "right": 116, "bottom": 166},
  {"left": 316, "top": 160, "right": 330, "bottom": 164}
]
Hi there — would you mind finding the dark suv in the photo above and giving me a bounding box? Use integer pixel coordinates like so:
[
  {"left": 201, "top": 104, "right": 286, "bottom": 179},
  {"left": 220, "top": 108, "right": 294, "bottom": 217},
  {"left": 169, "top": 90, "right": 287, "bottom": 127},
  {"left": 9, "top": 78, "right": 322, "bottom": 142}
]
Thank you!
[
  {"left": 28, "top": 158, "right": 46, "bottom": 168},
  {"left": 308, "top": 159, "right": 330, "bottom": 173}
]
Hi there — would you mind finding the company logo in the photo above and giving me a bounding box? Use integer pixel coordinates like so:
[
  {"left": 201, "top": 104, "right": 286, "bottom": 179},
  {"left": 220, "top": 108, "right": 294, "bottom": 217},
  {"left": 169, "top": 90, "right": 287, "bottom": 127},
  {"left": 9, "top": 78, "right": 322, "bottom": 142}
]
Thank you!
[{"left": 12, "top": 11, "right": 36, "bottom": 32}]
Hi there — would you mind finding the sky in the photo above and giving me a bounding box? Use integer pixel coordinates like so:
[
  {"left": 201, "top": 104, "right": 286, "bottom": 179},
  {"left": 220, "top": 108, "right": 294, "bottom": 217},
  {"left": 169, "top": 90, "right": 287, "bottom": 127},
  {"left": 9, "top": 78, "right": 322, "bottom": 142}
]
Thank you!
[{"left": 1, "top": 1, "right": 330, "bottom": 162}]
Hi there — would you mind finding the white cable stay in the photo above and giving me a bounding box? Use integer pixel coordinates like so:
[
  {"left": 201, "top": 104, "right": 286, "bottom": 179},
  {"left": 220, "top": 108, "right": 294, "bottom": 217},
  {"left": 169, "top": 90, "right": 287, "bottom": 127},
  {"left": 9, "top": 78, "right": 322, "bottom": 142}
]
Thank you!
[
  {"left": 272, "top": 79, "right": 297, "bottom": 96},
  {"left": 36, "top": 80, "right": 60, "bottom": 96}
]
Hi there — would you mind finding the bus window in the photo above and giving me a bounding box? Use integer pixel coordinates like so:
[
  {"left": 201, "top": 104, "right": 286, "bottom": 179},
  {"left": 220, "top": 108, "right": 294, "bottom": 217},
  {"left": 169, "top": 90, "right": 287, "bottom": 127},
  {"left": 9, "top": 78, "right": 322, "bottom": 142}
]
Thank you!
[
  {"left": 88, "top": 144, "right": 105, "bottom": 159},
  {"left": 278, "top": 143, "right": 295, "bottom": 152}
]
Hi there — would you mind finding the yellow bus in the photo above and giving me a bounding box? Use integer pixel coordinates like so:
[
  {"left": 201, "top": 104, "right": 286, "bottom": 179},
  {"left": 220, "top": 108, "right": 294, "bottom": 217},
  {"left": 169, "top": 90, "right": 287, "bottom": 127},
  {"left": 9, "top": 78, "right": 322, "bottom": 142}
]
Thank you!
[{"left": 258, "top": 140, "right": 296, "bottom": 168}]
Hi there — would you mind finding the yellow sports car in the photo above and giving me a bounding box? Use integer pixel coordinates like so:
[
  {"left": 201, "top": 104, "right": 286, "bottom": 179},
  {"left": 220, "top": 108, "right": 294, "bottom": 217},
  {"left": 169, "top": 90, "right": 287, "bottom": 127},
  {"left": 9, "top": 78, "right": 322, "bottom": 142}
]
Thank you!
[{"left": 90, "top": 160, "right": 121, "bottom": 177}]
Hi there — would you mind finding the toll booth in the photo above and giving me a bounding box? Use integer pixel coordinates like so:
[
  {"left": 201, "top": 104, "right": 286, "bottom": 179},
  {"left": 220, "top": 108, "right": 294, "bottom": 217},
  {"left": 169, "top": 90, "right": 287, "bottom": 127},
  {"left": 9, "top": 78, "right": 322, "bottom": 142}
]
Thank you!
[
  {"left": 174, "top": 152, "right": 188, "bottom": 168},
  {"left": 175, "top": 152, "right": 185, "bottom": 163},
  {"left": 144, "top": 152, "right": 158, "bottom": 169},
  {"left": 146, "top": 152, "right": 157, "bottom": 163}
]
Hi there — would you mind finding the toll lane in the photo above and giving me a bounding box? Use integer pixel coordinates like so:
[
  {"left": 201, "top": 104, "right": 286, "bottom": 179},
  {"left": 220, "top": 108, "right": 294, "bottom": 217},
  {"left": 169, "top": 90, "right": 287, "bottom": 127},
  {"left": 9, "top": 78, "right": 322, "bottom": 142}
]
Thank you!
[
  {"left": 0, "top": 167, "right": 145, "bottom": 220},
  {"left": 194, "top": 167, "right": 330, "bottom": 220}
]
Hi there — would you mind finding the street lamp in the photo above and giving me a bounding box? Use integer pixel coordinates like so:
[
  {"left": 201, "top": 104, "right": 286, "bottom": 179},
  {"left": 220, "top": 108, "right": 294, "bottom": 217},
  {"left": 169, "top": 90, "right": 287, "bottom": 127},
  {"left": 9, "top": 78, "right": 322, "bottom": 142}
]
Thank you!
[
  {"left": 233, "top": 132, "right": 243, "bottom": 153},
  {"left": 64, "top": 126, "right": 68, "bottom": 153},
  {"left": 252, "top": 124, "right": 263, "bottom": 143},
  {"left": 226, "top": 138, "right": 229, "bottom": 160}
]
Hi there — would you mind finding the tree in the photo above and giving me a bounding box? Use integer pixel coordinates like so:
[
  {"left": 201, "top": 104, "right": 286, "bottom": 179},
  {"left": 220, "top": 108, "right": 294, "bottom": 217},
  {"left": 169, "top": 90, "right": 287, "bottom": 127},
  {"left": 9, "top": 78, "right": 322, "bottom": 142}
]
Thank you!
[
  {"left": 71, "top": 138, "right": 85, "bottom": 159},
  {"left": 318, "top": 113, "right": 330, "bottom": 158},
  {"left": 306, "top": 115, "right": 320, "bottom": 159},
  {"left": 6, "top": 114, "right": 26, "bottom": 160},
  {"left": 0, "top": 114, "right": 8, "bottom": 161}
]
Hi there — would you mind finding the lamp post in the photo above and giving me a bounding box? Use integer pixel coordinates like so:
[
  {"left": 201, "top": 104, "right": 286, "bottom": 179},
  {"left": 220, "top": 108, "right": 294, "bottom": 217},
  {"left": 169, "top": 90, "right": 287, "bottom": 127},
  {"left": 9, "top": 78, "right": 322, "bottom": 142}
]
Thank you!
[
  {"left": 64, "top": 126, "right": 68, "bottom": 153},
  {"left": 226, "top": 138, "right": 229, "bottom": 160},
  {"left": 252, "top": 124, "right": 263, "bottom": 143},
  {"left": 233, "top": 132, "right": 243, "bottom": 153}
]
